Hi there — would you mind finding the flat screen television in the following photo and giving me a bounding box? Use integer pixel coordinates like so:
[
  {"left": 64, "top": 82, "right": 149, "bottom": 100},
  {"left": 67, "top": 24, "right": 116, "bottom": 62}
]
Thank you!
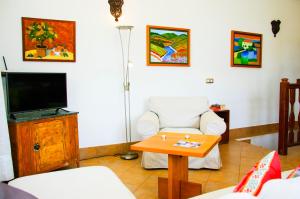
[{"left": 6, "top": 72, "right": 67, "bottom": 114}]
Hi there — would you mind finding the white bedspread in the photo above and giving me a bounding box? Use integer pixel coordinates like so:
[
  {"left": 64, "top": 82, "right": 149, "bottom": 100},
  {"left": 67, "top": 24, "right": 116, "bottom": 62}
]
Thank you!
[
  {"left": 9, "top": 166, "right": 136, "bottom": 199},
  {"left": 190, "top": 170, "right": 292, "bottom": 199}
]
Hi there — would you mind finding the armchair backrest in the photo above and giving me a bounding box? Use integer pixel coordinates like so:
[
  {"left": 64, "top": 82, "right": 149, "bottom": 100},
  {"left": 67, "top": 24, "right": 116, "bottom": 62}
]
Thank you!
[{"left": 148, "top": 96, "right": 209, "bottom": 129}]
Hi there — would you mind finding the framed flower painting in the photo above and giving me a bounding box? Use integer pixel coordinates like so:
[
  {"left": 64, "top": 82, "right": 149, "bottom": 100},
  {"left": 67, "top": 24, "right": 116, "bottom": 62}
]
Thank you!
[{"left": 22, "top": 17, "right": 76, "bottom": 62}]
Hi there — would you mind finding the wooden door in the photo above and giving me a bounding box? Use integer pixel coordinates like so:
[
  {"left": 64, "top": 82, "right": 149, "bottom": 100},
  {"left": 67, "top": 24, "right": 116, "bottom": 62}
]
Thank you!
[{"left": 32, "top": 119, "right": 69, "bottom": 173}]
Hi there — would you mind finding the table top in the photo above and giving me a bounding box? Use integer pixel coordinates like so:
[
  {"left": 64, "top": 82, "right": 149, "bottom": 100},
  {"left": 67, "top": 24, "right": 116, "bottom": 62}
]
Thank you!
[{"left": 131, "top": 132, "right": 221, "bottom": 158}]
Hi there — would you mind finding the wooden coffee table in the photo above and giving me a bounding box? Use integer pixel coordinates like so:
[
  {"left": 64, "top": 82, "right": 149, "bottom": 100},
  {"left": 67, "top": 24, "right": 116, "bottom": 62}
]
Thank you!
[{"left": 131, "top": 132, "right": 221, "bottom": 199}]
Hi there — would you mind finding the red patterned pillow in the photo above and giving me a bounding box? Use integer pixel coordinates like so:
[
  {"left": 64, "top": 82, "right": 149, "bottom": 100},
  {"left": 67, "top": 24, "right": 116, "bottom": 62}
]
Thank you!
[
  {"left": 233, "top": 151, "right": 281, "bottom": 196},
  {"left": 286, "top": 165, "right": 300, "bottom": 178}
]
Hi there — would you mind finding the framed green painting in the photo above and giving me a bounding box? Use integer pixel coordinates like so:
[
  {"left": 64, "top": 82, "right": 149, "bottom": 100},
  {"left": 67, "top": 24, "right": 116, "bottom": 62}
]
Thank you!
[
  {"left": 231, "top": 30, "right": 262, "bottom": 68},
  {"left": 22, "top": 17, "right": 76, "bottom": 62},
  {"left": 146, "top": 25, "right": 190, "bottom": 67}
]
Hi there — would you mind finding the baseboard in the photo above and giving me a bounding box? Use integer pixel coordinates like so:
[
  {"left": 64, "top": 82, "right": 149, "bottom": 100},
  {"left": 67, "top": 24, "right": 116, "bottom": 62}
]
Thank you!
[
  {"left": 229, "top": 123, "right": 279, "bottom": 140},
  {"left": 80, "top": 122, "right": 294, "bottom": 160},
  {"left": 79, "top": 142, "right": 137, "bottom": 160}
]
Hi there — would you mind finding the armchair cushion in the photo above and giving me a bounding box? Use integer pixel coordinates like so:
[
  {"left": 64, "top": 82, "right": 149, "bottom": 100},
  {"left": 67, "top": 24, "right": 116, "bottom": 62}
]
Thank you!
[
  {"left": 148, "top": 96, "right": 209, "bottom": 128},
  {"left": 200, "top": 110, "right": 226, "bottom": 135},
  {"left": 141, "top": 145, "right": 221, "bottom": 169},
  {"left": 160, "top": 128, "right": 202, "bottom": 134},
  {"left": 136, "top": 111, "right": 159, "bottom": 139}
]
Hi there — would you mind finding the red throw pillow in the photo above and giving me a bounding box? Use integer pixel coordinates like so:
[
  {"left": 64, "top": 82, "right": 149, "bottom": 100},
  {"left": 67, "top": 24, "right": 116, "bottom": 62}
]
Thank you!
[
  {"left": 286, "top": 165, "right": 300, "bottom": 178},
  {"left": 233, "top": 151, "right": 281, "bottom": 196}
]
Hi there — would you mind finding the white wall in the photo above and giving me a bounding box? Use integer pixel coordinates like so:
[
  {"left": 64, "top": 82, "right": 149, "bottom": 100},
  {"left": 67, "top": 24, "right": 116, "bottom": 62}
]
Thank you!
[{"left": 1, "top": 0, "right": 300, "bottom": 148}]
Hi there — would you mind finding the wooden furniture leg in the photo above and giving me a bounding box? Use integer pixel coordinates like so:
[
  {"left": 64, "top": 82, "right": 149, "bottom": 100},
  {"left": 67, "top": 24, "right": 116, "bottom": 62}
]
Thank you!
[
  {"left": 168, "top": 155, "right": 188, "bottom": 199},
  {"left": 158, "top": 155, "right": 202, "bottom": 199}
]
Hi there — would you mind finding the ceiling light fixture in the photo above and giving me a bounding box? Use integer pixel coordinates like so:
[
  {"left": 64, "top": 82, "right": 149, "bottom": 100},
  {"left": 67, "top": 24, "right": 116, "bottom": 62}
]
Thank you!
[{"left": 108, "top": 0, "right": 124, "bottom": 22}]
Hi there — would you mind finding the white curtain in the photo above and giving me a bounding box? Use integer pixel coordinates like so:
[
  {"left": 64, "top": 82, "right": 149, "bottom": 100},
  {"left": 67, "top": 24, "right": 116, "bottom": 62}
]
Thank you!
[{"left": 0, "top": 76, "right": 14, "bottom": 181}]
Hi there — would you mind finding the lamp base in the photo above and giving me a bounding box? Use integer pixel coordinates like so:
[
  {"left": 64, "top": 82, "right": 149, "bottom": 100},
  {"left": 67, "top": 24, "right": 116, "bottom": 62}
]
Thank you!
[{"left": 120, "top": 151, "right": 138, "bottom": 160}]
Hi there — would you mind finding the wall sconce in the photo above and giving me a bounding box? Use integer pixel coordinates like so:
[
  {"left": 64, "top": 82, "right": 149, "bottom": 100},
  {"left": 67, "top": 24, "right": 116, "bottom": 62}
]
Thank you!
[
  {"left": 271, "top": 20, "right": 281, "bottom": 37},
  {"left": 108, "top": 0, "right": 124, "bottom": 22}
]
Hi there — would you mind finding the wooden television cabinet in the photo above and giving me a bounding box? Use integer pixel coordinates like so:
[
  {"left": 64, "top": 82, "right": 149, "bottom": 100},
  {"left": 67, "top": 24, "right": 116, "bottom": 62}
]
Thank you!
[{"left": 8, "top": 110, "right": 79, "bottom": 177}]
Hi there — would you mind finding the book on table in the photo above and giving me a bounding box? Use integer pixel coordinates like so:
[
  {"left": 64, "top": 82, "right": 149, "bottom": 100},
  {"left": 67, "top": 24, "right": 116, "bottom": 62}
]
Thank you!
[{"left": 173, "top": 139, "right": 201, "bottom": 148}]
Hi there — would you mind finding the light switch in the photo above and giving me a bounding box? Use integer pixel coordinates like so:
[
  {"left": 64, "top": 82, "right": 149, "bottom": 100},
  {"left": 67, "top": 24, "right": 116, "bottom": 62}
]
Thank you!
[{"left": 206, "top": 78, "right": 214, "bottom": 84}]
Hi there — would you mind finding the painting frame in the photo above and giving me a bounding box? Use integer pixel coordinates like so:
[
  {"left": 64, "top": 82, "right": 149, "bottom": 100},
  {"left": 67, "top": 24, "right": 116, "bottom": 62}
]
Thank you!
[
  {"left": 22, "top": 17, "right": 76, "bottom": 62},
  {"left": 231, "top": 30, "right": 262, "bottom": 68},
  {"left": 146, "top": 25, "right": 190, "bottom": 67}
]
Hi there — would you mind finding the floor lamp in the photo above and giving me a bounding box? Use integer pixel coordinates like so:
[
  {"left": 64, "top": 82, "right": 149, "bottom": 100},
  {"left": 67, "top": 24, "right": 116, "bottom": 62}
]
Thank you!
[{"left": 117, "top": 25, "right": 138, "bottom": 160}]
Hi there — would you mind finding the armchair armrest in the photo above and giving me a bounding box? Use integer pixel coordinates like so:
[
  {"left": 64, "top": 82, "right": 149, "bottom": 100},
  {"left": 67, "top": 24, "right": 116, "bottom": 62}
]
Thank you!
[
  {"left": 200, "top": 110, "right": 226, "bottom": 135},
  {"left": 136, "top": 111, "right": 160, "bottom": 140}
]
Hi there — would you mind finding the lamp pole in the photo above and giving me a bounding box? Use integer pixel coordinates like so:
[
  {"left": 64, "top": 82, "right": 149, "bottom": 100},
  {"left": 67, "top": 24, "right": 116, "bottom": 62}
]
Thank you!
[{"left": 117, "top": 25, "right": 138, "bottom": 160}]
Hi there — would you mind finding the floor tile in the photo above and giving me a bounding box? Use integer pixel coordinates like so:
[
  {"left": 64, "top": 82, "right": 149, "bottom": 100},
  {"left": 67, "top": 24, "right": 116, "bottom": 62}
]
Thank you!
[{"left": 80, "top": 141, "right": 300, "bottom": 198}]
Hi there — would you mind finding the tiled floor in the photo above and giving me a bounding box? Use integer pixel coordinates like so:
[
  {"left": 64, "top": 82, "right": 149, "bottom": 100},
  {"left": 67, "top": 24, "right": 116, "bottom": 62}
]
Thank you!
[{"left": 80, "top": 141, "right": 300, "bottom": 199}]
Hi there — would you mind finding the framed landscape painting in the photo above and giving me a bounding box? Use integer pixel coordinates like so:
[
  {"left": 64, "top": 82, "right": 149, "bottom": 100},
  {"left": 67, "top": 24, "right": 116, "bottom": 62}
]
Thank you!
[
  {"left": 146, "top": 25, "right": 190, "bottom": 67},
  {"left": 231, "top": 30, "right": 262, "bottom": 68},
  {"left": 22, "top": 17, "right": 76, "bottom": 62}
]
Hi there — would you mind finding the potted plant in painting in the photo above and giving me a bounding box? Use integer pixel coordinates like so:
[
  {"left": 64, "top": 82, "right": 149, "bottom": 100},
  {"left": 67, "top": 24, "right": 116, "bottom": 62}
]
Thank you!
[{"left": 26, "top": 22, "right": 57, "bottom": 58}]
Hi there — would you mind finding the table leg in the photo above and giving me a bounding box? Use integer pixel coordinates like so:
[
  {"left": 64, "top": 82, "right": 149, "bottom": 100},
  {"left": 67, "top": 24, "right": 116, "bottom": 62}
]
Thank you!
[
  {"left": 158, "top": 155, "right": 202, "bottom": 199},
  {"left": 168, "top": 155, "right": 188, "bottom": 199}
]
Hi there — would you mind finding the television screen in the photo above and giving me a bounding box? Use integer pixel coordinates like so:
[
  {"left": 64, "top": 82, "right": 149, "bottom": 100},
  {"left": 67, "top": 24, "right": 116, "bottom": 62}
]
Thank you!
[{"left": 7, "top": 72, "right": 67, "bottom": 113}]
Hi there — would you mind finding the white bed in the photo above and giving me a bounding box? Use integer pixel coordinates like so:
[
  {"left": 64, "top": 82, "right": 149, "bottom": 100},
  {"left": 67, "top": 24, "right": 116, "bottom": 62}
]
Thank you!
[
  {"left": 190, "top": 170, "right": 292, "bottom": 199},
  {"left": 9, "top": 166, "right": 136, "bottom": 199}
]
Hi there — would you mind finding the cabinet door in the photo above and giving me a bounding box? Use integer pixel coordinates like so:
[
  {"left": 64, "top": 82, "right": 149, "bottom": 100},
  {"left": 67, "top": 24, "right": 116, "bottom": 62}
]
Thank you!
[
  {"left": 9, "top": 123, "right": 37, "bottom": 177},
  {"left": 33, "top": 119, "right": 69, "bottom": 173}
]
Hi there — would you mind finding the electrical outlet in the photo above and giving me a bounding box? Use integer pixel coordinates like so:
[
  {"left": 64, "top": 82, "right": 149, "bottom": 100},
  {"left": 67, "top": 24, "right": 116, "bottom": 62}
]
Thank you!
[{"left": 206, "top": 78, "right": 214, "bottom": 84}]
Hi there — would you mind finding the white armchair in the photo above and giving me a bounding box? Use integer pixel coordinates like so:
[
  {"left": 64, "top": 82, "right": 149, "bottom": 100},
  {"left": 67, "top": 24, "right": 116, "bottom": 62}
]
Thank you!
[{"left": 136, "top": 96, "right": 226, "bottom": 169}]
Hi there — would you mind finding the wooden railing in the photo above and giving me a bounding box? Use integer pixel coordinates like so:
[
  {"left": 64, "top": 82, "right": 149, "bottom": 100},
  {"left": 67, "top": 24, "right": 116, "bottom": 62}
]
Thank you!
[{"left": 278, "top": 78, "right": 300, "bottom": 155}]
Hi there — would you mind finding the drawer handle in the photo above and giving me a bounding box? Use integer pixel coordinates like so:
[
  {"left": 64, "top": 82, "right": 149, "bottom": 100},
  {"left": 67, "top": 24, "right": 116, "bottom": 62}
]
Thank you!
[{"left": 33, "top": 143, "right": 40, "bottom": 151}]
